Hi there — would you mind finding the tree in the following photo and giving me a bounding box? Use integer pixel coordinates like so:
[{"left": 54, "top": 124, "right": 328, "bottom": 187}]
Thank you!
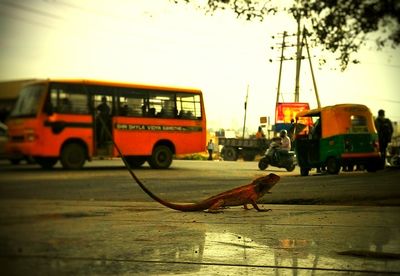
[{"left": 172, "top": 0, "right": 400, "bottom": 70}]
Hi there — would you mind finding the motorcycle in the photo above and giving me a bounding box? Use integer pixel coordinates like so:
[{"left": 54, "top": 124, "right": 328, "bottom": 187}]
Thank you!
[{"left": 258, "top": 141, "right": 296, "bottom": 171}]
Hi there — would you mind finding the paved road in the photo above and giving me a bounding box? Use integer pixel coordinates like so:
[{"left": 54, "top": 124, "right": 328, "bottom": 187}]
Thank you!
[
  {"left": 1, "top": 159, "right": 399, "bottom": 206},
  {"left": 1, "top": 159, "right": 400, "bottom": 275}
]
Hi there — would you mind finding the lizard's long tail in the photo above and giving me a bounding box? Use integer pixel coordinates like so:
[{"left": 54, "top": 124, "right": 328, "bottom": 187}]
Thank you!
[{"left": 98, "top": 117, "right": 205, "bottom": 211}]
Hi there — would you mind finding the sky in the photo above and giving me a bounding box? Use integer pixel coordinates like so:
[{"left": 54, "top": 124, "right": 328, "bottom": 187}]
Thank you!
[{"left": 0, "top": 0, "right": 399, "bottom": 134}]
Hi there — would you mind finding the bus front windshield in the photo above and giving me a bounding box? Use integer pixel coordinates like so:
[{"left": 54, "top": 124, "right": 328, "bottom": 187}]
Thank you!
[{"left": 10, "top": 84, "right": 45, "bottom": 118}]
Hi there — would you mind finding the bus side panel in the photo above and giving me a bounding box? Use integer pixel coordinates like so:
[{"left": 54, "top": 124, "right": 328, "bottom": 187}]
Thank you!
[
  {"left": 40, "top": 114, "right": 93, "bottom": 157},
  {"left": 112, "top": 116, "right": 206, "bottom": 156},
  {"left": 113, "top": 129, "right": 154, "bottom": 155},
  {"left": 175, "top": 131, "right": 206, "bottom": 154}
]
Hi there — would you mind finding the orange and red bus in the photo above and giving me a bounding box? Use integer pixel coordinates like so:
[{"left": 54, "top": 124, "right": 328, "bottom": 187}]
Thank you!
[{"left": 6, "top": 79, "right": 206, "bottom": 169}]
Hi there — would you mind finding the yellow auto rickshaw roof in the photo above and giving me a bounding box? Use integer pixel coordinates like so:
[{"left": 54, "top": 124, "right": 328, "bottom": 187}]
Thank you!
[
  {"left": 295, "top": 104, "right": 377, "bottom": 138},
  {"left": 295, "top": 104, "right": 371, "bottom": 118}
]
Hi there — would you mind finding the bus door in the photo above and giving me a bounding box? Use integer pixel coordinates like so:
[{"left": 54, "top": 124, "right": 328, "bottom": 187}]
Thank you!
[{"left": 89, "top": 87, "right": 115, "bottom": 156}]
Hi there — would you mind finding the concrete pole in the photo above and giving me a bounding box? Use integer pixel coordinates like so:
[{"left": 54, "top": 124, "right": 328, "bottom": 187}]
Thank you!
[
  {"left": 304, "top": 29, "right": 321, "bottom": 108},
  {"left": 294, "top": 14, "right": 303, "bottom": 103}
]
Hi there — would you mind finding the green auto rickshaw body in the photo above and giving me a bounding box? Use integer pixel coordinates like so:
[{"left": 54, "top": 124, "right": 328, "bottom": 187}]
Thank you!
[{"left": 294, "top": 104, "right": 381, "bottom": 175}]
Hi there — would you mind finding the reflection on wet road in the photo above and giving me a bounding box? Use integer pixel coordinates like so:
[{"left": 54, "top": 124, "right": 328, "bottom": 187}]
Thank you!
[{"left": 0, "top": 200, "right": 399, "bottom": 275}]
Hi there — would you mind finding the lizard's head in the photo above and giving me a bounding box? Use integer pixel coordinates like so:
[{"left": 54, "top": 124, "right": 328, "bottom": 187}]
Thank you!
[{"left": 254, "top": 173, "right": 280, "bottom": 195}]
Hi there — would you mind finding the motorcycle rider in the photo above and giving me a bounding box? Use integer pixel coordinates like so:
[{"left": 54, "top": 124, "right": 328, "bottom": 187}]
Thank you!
[
  {"left": 280, "top": 129, "right": 291, "bottom": 151},
  {"left": 258, "top": 129, "right": 295, "bottom": 171},
  {"left": 275, "top": 129, "right": 291, "bottom": 162}
]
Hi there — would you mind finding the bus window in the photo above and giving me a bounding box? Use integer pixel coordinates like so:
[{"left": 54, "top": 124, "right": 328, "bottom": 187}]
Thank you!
[
  {"left": 93, "top": 95, "right": 113, "bottom": 114},
  {"left": 117, "top": 88, "right": 147, "bottom": 117},
  {"left": 49, "top": 83, "right": 88, "bottom": 114},
  {"left": 177, "top": 93, "right": 202, "bottom": 119},
  {"left": 88, "top": 86, "right": 116, "bottom": 116},
  {"left": 116, "top": 88, "right": 202, "bottom": 119},
  {"left": 10, "top": 84, "right": 45, "bottom": 118},
  {"left": 148, "top": 91, "right": 176, "bottom": 118}
]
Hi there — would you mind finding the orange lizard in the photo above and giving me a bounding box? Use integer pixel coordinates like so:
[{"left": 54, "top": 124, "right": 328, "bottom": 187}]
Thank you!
[
  {"left": 99, "top": 117, "right": 280, "bottom": 212},
  {"left": 124, "top": 159, "right": 280, "bottom": 212},
  {"left": 131, "top": 171, "right": 279, "bottom": 212}
]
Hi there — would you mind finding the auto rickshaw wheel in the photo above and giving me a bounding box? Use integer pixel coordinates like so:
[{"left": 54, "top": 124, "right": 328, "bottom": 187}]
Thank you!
[
  {"left": 326, "top": 157, "right": 340, "bottom": 174},
  {"left": 300, "top": 167, "right": 309, "bottom": 176},
  {"left": 365, "top": 162, "right": 379, "bottom": 172}
]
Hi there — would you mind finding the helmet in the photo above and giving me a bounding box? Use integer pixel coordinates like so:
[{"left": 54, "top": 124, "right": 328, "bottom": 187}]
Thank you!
[{"left": 279, "top": 129, "right": 287, "bottom": 137}]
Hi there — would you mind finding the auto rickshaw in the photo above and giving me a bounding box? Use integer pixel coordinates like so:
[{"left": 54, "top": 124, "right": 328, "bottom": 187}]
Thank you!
[{"left": 293, "top": 104, "right": 381, "bottom": 176}]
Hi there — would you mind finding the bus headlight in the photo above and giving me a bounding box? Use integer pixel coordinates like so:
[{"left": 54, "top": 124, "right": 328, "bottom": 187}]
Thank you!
[{"left": 25, "top": 129, "right": 38, "bottom": 142}]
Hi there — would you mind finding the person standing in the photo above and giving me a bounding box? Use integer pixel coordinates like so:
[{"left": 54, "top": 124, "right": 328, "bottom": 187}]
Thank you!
[
  {"left": 96, "top": 96, "right": 111, "bottom": 147},
  {"left": 255, "top": 126, "right": 265, "bottom": 139},
  {"left": 374, "top": 109, "right": 393, "bottom": 165},
  {"left": 207, "top": 139, "right": 215, "bottom": 160},
  {"left": 288, "top": 119, "right": 295, "bottom": 141}
]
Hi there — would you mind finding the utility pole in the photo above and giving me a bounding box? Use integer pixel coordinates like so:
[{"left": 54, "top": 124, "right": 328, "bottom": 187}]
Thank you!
[
  {"left": 294, "top": 14, "right": 303, "bottom": 103},
  {"left": 242, "top": 84, "right": 249, "bottom": 139},
  {"left": 275, "top": 31, "right": 287, "bottom": 108},
  {"left": 303, "top": 28, "right": 321, "bottom": 108},
  {"left": 272, "top": 25, "right": 320, "bottom": 108}
]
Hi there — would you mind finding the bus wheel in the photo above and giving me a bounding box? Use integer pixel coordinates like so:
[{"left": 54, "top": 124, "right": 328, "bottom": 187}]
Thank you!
[
  {"left": 148, "top": 145, "right": 173, "bottom": 169},
  {"left": 326, "top": 157, "right": 340, "bottom": 174},
  {"left": 60, "top": 143, "right": 86, "bottom": 170},
  {"left": 125, "top": 156, "right": 146, "bottom": 168},
  {"left": 9, "top": 158, "right": 22, "bottom": 165},
  {"left": 35, "top": 157, "right": 58, "bottom": 169}
]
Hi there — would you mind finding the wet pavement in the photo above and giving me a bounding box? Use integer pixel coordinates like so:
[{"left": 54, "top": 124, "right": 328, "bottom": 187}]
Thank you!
[{"left": 0, "top": 199, "right": 399, "bottom": 275}]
